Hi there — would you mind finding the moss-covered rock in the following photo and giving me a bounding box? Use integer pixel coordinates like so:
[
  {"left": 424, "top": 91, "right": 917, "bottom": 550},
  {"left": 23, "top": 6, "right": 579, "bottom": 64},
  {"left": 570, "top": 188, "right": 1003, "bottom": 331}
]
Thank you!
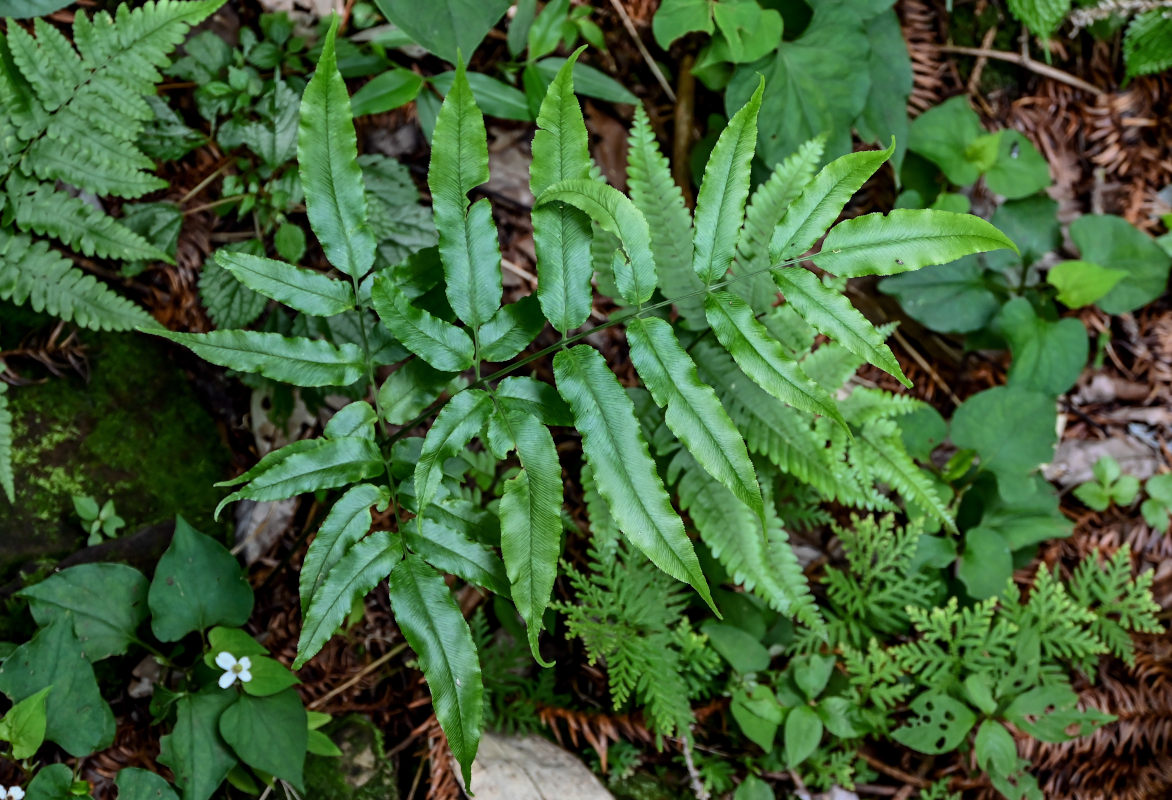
[
  {"left": 305, "top": 716, "right": 399, "bottom": 800},
  {"left": 3, "top": 332, "right": 229, "bottom": 577}
]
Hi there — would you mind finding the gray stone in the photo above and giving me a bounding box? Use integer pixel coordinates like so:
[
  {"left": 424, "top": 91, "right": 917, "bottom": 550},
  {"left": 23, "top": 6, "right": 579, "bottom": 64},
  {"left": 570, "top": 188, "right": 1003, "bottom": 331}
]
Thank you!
[{"left": 456, "top": 733, "right": 614, "bottom": 800}]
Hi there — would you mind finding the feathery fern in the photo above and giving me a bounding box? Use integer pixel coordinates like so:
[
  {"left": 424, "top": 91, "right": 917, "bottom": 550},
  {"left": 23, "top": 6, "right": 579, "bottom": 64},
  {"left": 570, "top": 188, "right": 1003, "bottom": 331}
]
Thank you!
[
  {"left": 155, "top": 29, "right": 1016, "bottom": 780},
  {"left": 0, "top": 0, "right": 223, "bottom": 331}
]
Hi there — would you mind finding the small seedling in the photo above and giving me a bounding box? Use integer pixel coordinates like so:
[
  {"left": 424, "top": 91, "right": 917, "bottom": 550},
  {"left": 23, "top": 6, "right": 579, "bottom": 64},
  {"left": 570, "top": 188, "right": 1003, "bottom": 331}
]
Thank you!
[
  {"left": 72, "top": 495, "right": 126, "bottom": 546},
  {"left": 1141, "top": 473, "right": 1172, "bottom": 533},
  {"left": 1073, "top": 456, "right": 1140, "bottom": 511}
]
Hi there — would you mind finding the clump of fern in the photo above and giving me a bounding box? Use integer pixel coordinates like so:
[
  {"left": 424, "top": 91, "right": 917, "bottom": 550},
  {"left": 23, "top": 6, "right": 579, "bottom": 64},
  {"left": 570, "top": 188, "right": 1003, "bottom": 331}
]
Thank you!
[{"left": 0, "top": 0, "right": 227, "bottom": 333}]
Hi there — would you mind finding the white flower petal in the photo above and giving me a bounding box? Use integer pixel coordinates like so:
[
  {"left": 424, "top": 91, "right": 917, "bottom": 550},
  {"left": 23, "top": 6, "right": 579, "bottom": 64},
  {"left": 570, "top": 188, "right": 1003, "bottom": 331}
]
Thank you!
[
  {"left": 1, "top": 788, "right": 11, "bottom": 800},
  {"left": 215, "top": 651, "right": 237, "bottom": 670},
  {"left": 237, "top": 669, "right": 252, "bottom": 683},
  {"left": 218, "top": 670, "right": 237, "bottom": 689},
  {"left": 237, "top": 656, "right": 252, "bottom": 671},
  {"left": 8, "top": 788, "right": 23, "bottom": 800}
]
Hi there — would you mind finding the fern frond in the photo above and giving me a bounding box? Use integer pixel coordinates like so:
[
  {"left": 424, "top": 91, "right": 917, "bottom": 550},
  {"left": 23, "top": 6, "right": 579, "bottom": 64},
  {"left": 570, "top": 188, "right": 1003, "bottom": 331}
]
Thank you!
[
  {"left": 0, "top": 375, "right": 13, "bottom": 503},
  {"left": 0, "top": 230, "right": 156, "bottom": 331},
  {"left": 671, "top": 449, "right": 821, "bottom": 628},
  {"left": 852, "top": 420, "right": 956, "bottom": 533},
  {"left": 1005, "top": 567, "right": 1104, "bottom": 668},
  {"left": 1005, "top": 0, "right": 1070, "bottom": 41},
  {"left": 1067, "top": 546, "right": 1163, "bottom": 665},
  {"left": 625, "top": 106, "right": 700, "bottom": 326},
  {"left": 7, "top": 177, "right": 167, "bottom": 261}
]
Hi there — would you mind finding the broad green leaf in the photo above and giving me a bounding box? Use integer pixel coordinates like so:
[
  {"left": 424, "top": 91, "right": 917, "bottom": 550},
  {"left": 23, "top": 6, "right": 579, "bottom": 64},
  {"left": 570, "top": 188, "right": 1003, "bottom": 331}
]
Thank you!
[
  {"left": 692, "top": 80, "right": 762, "bottom": 286},
  {"left": 414, "top": 389, "right": 494, "bottom": 513},
  {"left": 988, "top": 196, "right": 1059, "bottom": 268},
  {"left": 478, "top": 296, "right": 546, "bottom": 362},
  {"left": 298, "top": 20, "right": 375, "bottom": 280},
  {"left": 553, "top": 346, "right": 714, "bottom": 609},
  {"left": 215, "top": 252, "right": 354, "bottom": 316},
  {"left": 701, "top": 621, "right": 771, "bottom": 674},
  {"left": 158, "top": 689, "right": 237, "bottom": 800},
  {"left": 0, "top": 685, "right": 50, "bottom": 758},
  {"left": 951, "top": 387, "right": 1056, "bottom": 503},
  {"left": 893, "top": 692, "right": 977, "bottom": 754},
  {"left": 17, "top": 563, "right": 148, "bottom": 661},
  {"left": 813, "top": 209, "right": 1018, "bottom": 278},
  {"left": 1071, "top": 214, "right": 1171, "bottom": 314},
  {"left": 388, "top": 555, "right": 483, "bottom": 786},
  {"left": 205, "top": 627, "right": 268, "bottom": 664},
  {"left": 652, "top": 0, "right": 714, "bottom": 48},
  {"left": 429, "top": 61, "right": 502, "bottom": 328},
  {"left": 300, "top": 484, "right": 388, "bottom": 612},
  {"left": 1047, "top": 260, "right": 1126, "bottom": 308},
  {"left": 985, "top": 130, "right": 1051, "bottom": 199},
  {"left": 958, "top": 527, "right": 1013, "bottom": 599},
  {"left": 734, "top": 775, "right": 774, "bottom": 800},
  {"left": 151, "top": 329, "right": 365, "bottom": 387},
  {"left": 626, "top": 105, "right": 701, "bottom": 326},
  {"left": 497, "top": 411, "right": 562, "bottom": 664},
  {"left": 769, "top": 143, "right": 894, "bottom": 264},
  {"left": 726, "top": 10, "right": 869, "bottom": 166},
  {"left": 533, "top": 58, "right": 639, "bottom": 105},
  {"left": 855, "top": 9, "right": 912, "bottom": 174},
  {"left": 712, "top": 1, "right": 783, "bottom": 63},
  {"left": 216, "top": 437, "right": 385, "bottom": 517},
  {"left": 775, "top": 267, "right": 908, "bottom": 386},
  {"left": 1004, "top": 685, "right": 1110, "bottom": 742},
  {"left": 496, "top": 376, "right": 573, "bottom": 426},
  {"left": 350, "top": 68, "right": 424, "bottom": 116},
  {"left": 323, "top": 401, "right": 378, "bottom": 440},
  {"left": 704, "top": 291, "right": 845, "bottom": 427},
  {"left": 378, "top": 360, "right": 460, "bottom": 425},
  {"left": 784, "top": 705, "right": 823, "bottom": 767},
  {"left": 295, "top": 531, "right": 401, "bottom": 668},
  {"left": 404, "top": 519, "right": 509, "bottom": 596},
  {"left": 371, "top": 0, "right": 509, "bottom": 62},
  {"left": 220, "top": 690, "right": 307, "bottom": 791},
  {"left": 115, "top": 769, "right": 179, "bottom": 800},
  {"left": 371, "top": 275, "right": 474, "bottom": 372},
  {"left": 430, "top": 70, "right": 531, "bottom": 121},
  {"left": 0, "top": 621, "right": 113, "bottom": 757},
  {"left": 149, "top": 518, "right": 253, "bottom": 642},
  {"left": 23, "top": 764, "right": 73, "bottom": 800},
  {"left": 967, "top": 476, "right": 1071, "bottom": 550},
  {"left": 0, "top": 0, "right": 72, "bottom": 16},
  {"left": 994, "top": 296, "right": 1087, "bottom": 396},
  {"left": 879, "top": 255, "right": 1000, "bottom": 334},
  {"left": 239, "top": 656, "right": 300, "bottom": 697},
  {"left": 538, "top": 178, "right": 657, "bottom": 305},
  {"left": 731, "top": 684, "right": 782, "bottom": 751},
  {"left": 627, "top": 316, "right": 762, "bottom": 514},
  {"left": 530, "top": 53, "right": 594, "bottom": 333},
  {"left": 907, "top": 96, "right": 987, "bottom": 186}
]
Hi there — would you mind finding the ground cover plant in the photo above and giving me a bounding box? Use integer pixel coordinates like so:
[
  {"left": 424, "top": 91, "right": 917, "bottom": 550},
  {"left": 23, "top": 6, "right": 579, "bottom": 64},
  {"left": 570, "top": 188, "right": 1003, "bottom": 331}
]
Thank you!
[{"left": 0, "top": 1, "right": 1170, "bottom": 799}]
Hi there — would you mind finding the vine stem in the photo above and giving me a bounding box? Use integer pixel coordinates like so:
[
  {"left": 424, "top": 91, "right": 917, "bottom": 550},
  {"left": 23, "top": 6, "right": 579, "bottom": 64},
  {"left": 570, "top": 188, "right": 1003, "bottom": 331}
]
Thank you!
[{"left": 379, "top": 253, "right": 813, "bottom": 451}]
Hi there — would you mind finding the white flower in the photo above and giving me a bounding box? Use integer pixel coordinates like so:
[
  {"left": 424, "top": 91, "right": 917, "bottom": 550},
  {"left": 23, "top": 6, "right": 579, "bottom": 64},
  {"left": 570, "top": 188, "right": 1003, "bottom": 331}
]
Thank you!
[
  {"left": 215, "top": 651, "right": 252, "bottom": 689},
  {"left": 6, "top": 786, "right": 26, "bottom": 800}
]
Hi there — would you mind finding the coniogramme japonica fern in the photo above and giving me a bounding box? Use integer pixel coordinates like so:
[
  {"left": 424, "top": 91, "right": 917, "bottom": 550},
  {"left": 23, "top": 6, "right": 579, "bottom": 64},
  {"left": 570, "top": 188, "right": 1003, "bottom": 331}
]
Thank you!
[
  {"left": 0, "top": 0, "right": 224, "bottom": 333},
  {"left": 155, "top": 19, "right": 1017, "bottom": 783}
]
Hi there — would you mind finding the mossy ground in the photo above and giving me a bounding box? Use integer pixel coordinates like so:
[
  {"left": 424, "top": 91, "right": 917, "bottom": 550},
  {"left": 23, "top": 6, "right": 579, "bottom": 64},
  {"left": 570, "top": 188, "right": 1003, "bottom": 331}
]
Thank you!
[{"left": 4, "top": 330, "right": 229, "bottom": 576}]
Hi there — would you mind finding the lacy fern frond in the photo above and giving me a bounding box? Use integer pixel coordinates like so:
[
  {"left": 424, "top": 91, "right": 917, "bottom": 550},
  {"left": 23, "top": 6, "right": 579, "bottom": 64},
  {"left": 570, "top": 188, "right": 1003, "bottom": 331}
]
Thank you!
[
  {"left": 1067, "top": 546, "right": 1164, "bottom": 665},
  {"left": 0, "top": 0, "right": 223, "bottom": 329},
  {"left": 0, "top": 230, "right": 156, "bottom": 331}
]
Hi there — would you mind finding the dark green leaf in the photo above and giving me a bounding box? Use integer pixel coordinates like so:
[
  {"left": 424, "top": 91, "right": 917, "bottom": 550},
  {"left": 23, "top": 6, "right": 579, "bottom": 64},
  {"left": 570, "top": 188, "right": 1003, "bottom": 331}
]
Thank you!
[
  {"left": 220, "top": 690, "right": 307, "bottom": 791},
  {"left": 350, "top": 68, "right": 423, "bottom": 116},
  {"left": 879, "top": 255, "right": 1000, "bottom": 334},
  {"left": 299, "top": 20, "right": 376, "bottom": 280},
  {"left": 431, "top": 70, "right": 531, "bottom": 121},
  {"left": 296, "top": 531, "right": 401, "bottom": 668},
  {"left": 704, "top": 290, "right": 845, "bottom": 426},
  {"left": 497, "top": 411, "right": 562, "bottom": 664},
  {"left": 0, "top": 0, "right": 73, "bottom": 17},
  {"left": 114, "top": 768, "right": 179, "bottom": 800},
  {"left": 151, "top": 329, "right": 365, "bottom": 387},
  {"left": 429, "top": 61, "right": 502, "bottom": 328},
  {"left": 371, "top": 275, "right": 474, "bottom": 372},
  {"left": 1071, "top": 214, "right": 1171, "bottom": 314},
  {"left": 301, "top": 484, "right": 388, "bottom": 612},
  {"left": 415, "top": 389, "right": 493, "bottom": 513},
  {"left": 478, "top": 295, "right": 546, "bottom": 362},
  {"left": 148, "top": 517, "right": 253, "bottom": 642},
  {"left": 24, "top": 764, "right": 74, "bottom": 800},
  {"left": 534, "top": 57, "right": 639, "bottom": 105},
  {"left": 855, "top": 9, "right": 912, "bottom": 173},
  {"left": 158, "top": 689, "right": 237, "bottom": 800},
  {"left": 17, "top": 563, "right": 147, "bottom": 661},
  {"left": 553, "top": 346, "right": 714, "bottom": 610},
  {"left": 215, "top": 252, "right": 354, "bottom": 316},
  {"left": 0, "top": 621, "right": 113, "bottom": 757},
  {"left": 371, "top": 0, "right": 510, "bottom": 62},
  {"left": 958, "top": 527, "right": 1013, "bottom": 599},
  {"left": 377, "top": 360, "right": 460, "bottom": 425},
  {"left": 994, "top": 296, "right": 1087, "bottom": 396},
  {"left": 784, "top": 705, "right": 823, "bottom": 767},
  {"left": 731, "top": 684, "right": 782, "bottom": 751},
  {"left": 388, "top": 556, "right": 484, "bottom": 786},
  {"left": 701, "top": 621, "right": 771, "bottom": 674},
  {"left": 404, "top": 519, "right": 509, "bottom": 596},
  {"left": 652, "top": 0, "right": 714, "bottom": 49},
  {"left": 951, "top": 387, "right": 1057, "bottom": 503},
  {"left": 985, "top": 130, "right": 1051, "bottom": 199}
]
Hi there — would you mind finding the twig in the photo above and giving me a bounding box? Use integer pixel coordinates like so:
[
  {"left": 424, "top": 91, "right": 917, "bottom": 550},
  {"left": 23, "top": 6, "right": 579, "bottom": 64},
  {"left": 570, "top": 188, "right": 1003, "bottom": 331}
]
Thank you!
[
  {"left": 680, "top": 732, "right": 711, "bottom": 800},
  {"left": 177, "top": 161, "right": 230, "bottom": 205},
  {"left": 860, "top": 752, "right": 932, "bottom": 789},
  {"left": 933, "top": 44, "right": 1105, "bottom": 96},
  {"left": 307, "top": 641, "right": 409, "bottom": 709},
  {"left": 965, "top": 25, "right": 998, "bottom": 102},
  {"left": 891, "top": 327, "right": 963, "bottom": 408},
  {"left": 607, "top": 0, "right": 676, "bottom": 102}
]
